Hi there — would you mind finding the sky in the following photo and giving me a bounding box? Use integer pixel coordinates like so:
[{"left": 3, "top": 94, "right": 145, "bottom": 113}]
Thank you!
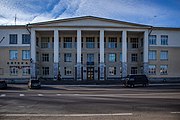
[{"left": 0, "top": 0, "right": 180, "bottom": 27}]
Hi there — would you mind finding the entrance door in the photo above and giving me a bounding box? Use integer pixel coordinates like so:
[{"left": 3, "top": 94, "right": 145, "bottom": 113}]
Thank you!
[{"left": 87, "top": 67, "right": 94, "bottom": 80}]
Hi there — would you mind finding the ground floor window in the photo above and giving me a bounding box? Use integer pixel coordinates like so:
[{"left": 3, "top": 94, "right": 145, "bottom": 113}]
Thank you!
[
  {"left": 10, "top": 66, "right": 18, "bottom": 76},
  {"left": 148, "top": 65, "right": 156, "bottom": 75},
  {"left": 131, "top": 67, "right": 138, "bottom": 74},
  {"left": 64, "top": 67, "right": 72, "bottom": 76},
  {"left": 160, "top": 65, "right": 168, "bottom": 75},
  {"left": 42, "top": 67, "right": 49, "bottom": 75},
  {"left": 22, "top": 66, "right": 30, "bottom": 75},
  {"left": 109, "top": 67, "right": 116, "bottom": 76}
]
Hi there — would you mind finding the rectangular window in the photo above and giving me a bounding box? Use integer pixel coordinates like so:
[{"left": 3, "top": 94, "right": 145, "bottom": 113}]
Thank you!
[
  {"left": 22, "top": 66, "right": 30, "bottom": 75},
  {"left": 64, "top": 37, "right": 72, "bottom": 48},
  {"left": 161, "top": 35, "right": 168, "bottom": 45},
  {"left": 109, "top": 67, "right": 116, "bottom": 76},
  {"left": 87, "top": 54, "right": 94, "bottom": 62},
  {"left": 97, "top": 37, "right": 100, "bottom": 48},
  {"left": 9, "top": 34, "right": 17, "bottom": 44},
  {"left": 149, "top": 65, "right": 156, "bottom": 75},
  {"left": 9, "top": 50, "right": 18, "bottom": 60},
  {"left": 64, "top": 53, "right": 72, "bottom": 62},
  {"left": 0, "top": 68, "right": 4, "bottom": 75},
  {"left": 86, "top": 37, "right": 95, "bottom": 48},
  {"left": 148, "top": 50, "right": 156, "bottom": 60},
  {"left": 22, "top": 50, "right": 30, "bottom": 60},
  {"left": 160, "top": 51, "right": 168, "bottom": 60},
  {"left": 149, "top": 35, "right": 156, "bottom": 45},
  {"left": 131, "top": 54, "right": 138, "bottom": 62},
  {"left": 130, "top": 38, "right": 138, "bottom": 48},
  {"left": 64, "top": 67, "right": 72, "bottom": 76},
  {"left": 36, "top": 37, "right": 39, "bottom": 47},
  {"left": 10, "top": 66, "right": 18, "bottom": 75},
  {"left": 41, "top": 37, "right": 50, "bottom": 48},
  {"left": 108, "top": 37, "right": 117, "bottom": 48},
  {"left": 36, "top": 52, "right": 39, "bottom": 61},
  {"left": 160, "top": 65, "right": 168, "bottom": 75},
  {"left": 109, "top": 53, "right": 116, "bottom": 62},
  {"left": 131, "top": 67, "right": 138, "bottom": 74},
  {"left": 22, "top": 34, "right": 30, "bottom": 44},
  {"left": 119, "top": 38, "right": 122, "bottom": 48},
  {"left": 42, "top": 53, "right": 49, "bottom": 62},
  {"left": 42, "top": 67, "right": 49, "bottom": 75}
]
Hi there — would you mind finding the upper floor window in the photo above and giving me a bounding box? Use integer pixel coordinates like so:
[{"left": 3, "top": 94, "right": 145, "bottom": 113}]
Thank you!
[
  {"left": 108, "top": 37, "right": 117, "bottom": 48},
  {"left": 22, "top": 34, "right": 30, "bottom": 44},
  {"left": 161, "top": 35, "right": 168, "bottom": 45},
  {"left": 131, "top": 53, "right": 138, "bottom": 62},
  {"left": 64, "top": 37, "right": 72, "bottom": 48},
  {"left": 22, "top": 50, "right": 30, "bottom": 60},
  {"left": 41, "top": 37, "right": 50, "bottom": 48},
  {"left": 86, "top": 37, "right": 95, "bottom": 48},
  {"left": 149, "top": 35, "right": 156, "bottom": 45},
  {"left": 42, "top": 53, "right": 49, "bottom": 62},
  {"left": 9, "top": 50, "right": 18, "bottom": 60},
  {"left": 160, "top": 51, "right": 168, "bottom": 60},
  {"left": 87, "top": 54, "right": 94, "bottom": 62},
  {"left": 9, "top": 34, "right": 17, "bottom": 44},
  {"left": 64, "top": 53, "right": 72, "bottom": 62},
  {"left": 149, "top": 50, "right": 156, "bottom": 60},
  {"left": 130, "top": 38, "right": 138, "bottom": 48},
  {"left": 109, "top": 53, "right": 116, "bottom": 62}
]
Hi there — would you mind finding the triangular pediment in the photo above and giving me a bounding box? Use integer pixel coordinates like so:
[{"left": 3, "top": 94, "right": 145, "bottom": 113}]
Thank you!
[{"left": 29, "top": 16, "right": 151, "bottom": 28}]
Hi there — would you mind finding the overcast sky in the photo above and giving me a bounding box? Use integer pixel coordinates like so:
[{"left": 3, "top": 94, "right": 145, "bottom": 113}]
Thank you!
[{"left": 0, "top": 0, "right": 180, "bottom": 27}]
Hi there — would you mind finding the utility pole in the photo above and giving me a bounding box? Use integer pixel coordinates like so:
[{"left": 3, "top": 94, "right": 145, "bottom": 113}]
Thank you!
[{"left": 15, "top": 14, "right": 17, "bottom": 25}]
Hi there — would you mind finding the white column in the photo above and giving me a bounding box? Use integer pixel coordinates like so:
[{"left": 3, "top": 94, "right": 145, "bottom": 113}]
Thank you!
[
  {"left": 143, "top": 30, "right": 149, "bottom": 75},
  {"left": 54, "top": 29, "right": 59, "bottom": 80},
  {"left": 77, "top": 30, "right": 82, "bottom": 80},
  {"left": 100, "top": 30, "right": 105, "bottom": 80},
  {"left": 122, "top": 30, "right": 127, "bottom": 77},
  {"left": 30, "top": 29, "right": 36, "bottom": 79}
]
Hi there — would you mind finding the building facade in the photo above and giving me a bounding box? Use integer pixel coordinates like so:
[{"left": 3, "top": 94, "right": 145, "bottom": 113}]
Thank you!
[{"left": 0, "top": 16, "right": 180, "bottom": 82}]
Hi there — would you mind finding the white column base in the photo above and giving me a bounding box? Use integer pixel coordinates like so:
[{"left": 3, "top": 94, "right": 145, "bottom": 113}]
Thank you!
[
  {"left": 77, "top": 62, "right": 82, "bottom": 81},
  {"left": 30, "top": 62, "right": 36, "bottom": 79},
  {"left": 54, "top": 63, "right": 59, "bottom": 80},
  {"left": 100, "top": 63, "right": 105, "bottom": 80},
  {"left": 143, "top": 62, "right": 149, "bottom": 75},
  {"left": 122, "top": 62, "right": 127, "bottom": 78}
]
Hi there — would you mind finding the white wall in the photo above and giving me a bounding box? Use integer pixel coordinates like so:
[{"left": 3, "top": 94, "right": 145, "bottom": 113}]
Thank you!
[
  {"left": 150, "top": 29, "right": 180, "bottom": 47},
  {"left": 0, "top": 28, "right": 30, "bottom": 47}
]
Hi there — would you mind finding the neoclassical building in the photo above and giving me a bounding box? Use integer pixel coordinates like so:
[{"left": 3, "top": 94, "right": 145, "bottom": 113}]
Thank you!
[{"left": 0, "top": 16, "right": 180, "bottom": 81}]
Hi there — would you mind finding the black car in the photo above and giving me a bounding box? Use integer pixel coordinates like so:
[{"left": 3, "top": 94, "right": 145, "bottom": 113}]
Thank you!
[
  {"left": 28, "top": 79, "right": 41, "bottom": 89},
  {"left": 124, "top": 75, "right": 149, "bottom": 87},
  {"left": 0, "top": 80, "right": 7, "bottom": 89}
]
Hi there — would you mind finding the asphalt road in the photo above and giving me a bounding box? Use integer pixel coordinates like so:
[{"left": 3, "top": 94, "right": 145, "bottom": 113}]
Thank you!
[{"left": 0, "top": 84, "right": 180, "bottom": 120}]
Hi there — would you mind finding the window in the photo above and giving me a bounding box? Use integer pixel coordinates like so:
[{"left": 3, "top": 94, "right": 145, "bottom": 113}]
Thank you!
[
  {"left": 109, "top": 53, "right": 116, "bottom": 62},
  {"left": 149, "top": 35, "right": 156, "bottom": 45},
  {"left": 64, "top": 37, "right": 72, "bottom": 48},
  {"left": 149, "top": 65, "right": 156, "bottom": 75},
  {"left": 64, "top": 53, "right": 72, "bottom": 62},
  {"left": 22, "top": 34, "right": 30, "bottom": 44},
  {"left": 22, "top": 66, "right": 30, "bottom": 75},
  {"left": 109, "top": 67, "right": 116, "bottom": 75},
  {"left": 140, "top": 52, "right": 143, "bottom": 62},
  {"left": 161, "top": 35, "right": 168, "bottom": 45},
  {"left": 42, "top": 53, "right": 49, "bottom": 62},
  {"left": 9, "top": 50, "right": 18, "bottom": 60},
  {"left": 120, "top": 53, "right": 122, "bottom": 62},
  {"left": 130, "top": 38, "right": 138, "bottom": 48},
  {"left": 9, "top": 34, "right": 17, "bottom": 44},
  {"left": 64, "top": 67, "right": 72, "bottom": 75},
  {"left": 108, "top": 37, "right": 117, "bottom": 48},
  {"left": 131, "top": 54, "right": 138, "bottom": 62},
  {"left": 75, "top": 37, "right": 77, "bottom": 49},
  {"left": 149, "top": 50, "right": 156, "bottom": 60},
  {"left": 36, "top": 37, "right": 39, "bottom": 47},
  {"left": 86, "top": 37, "right": 95, "bottom": 48},
  {"left": 160, "top": 65, "right": 168, "bottom": 75},
  {"left": 104, "top": 37, "right": 106, "bottom": 48},
  {"left": 87, "top": 54, "right": 94, "bottom": 62},
  {"left": 97, "top": 37, "right": 100, "bottom": 48},
  {"left": 22, "top": 50, "right": 30, "bottom": 60},
  {"left": 42, "top": 67, "right": 49, "bottom": 75},
  {"left": 131, "top": 67, "right": 138, "bottom": 74},
  {"left": 36, "top": 52, "right": 39, "bottom": 61},
  {"left": 41, "top": 37, "right": 50, "bottom": 48},
  {"left": 10, "top": 66, "right": 18, "bottom": 75},
  {"left": 160, "top": 51, "right": 168, "bottom": 60},
  {"left": 0, "top": 68, "right": 4, "bottom": 75}
]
